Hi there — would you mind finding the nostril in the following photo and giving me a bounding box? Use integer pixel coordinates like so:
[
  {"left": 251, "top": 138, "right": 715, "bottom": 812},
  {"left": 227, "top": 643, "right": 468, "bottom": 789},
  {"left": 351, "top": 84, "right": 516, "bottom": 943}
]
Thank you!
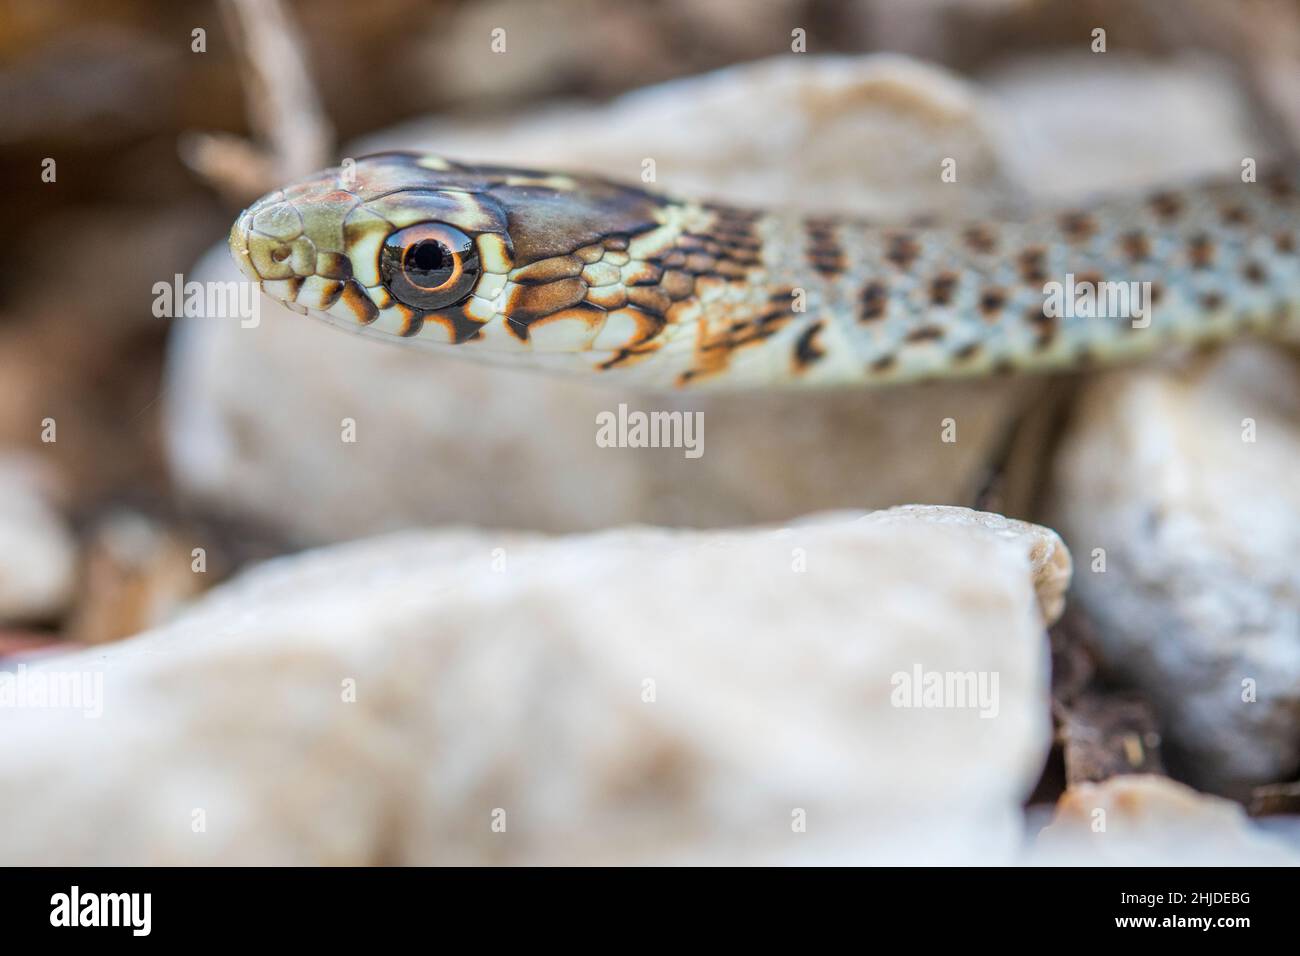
[{"left": 271, "top": 246, "right": 290, "bottom": 263}]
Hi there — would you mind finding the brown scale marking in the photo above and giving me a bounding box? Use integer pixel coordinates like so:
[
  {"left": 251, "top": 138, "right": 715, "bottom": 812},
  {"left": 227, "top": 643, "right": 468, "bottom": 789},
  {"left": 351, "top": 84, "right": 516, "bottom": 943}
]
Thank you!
[
  {"left": 505, "top": 276, "right": 588, "bottom": 323},
  {"left": 978, "top": 288, "right": 1006, "bottom": 321},
  {"left": 697, "top": 305, "right": 795, "bottom": 356},
  {"left": 859, "top": 280, "right": 888, "bottom": 322},
  {"left": 1220, "top": 205, "right": 1251, "bottom": 226},
  {"left": 1076, "top": 270, "right": 1103, "bottom": 289},
  {"left": 1120, "top": 230, "right": 1151, "bottom": 262},
  {"left": 398, "top": 311, "right": 423, "bottom": 338},
  {"left": 1018, "top": 247, "right": 1047, "bottom": 284},
  {"left": 603, "top": 235, "right": 630, "bottom": 251},
  {"left": 805, "top": 222, "right": 842, "bottom": 273},
  {"left": 1188, "top": 233, "right": 1215, "bottom": 269},
  {"left": 1200, "top": 291, "right": 1225, "bottom": 312},
  {"left": 953, "top": 342, "right": 981, "bottom": 362},
  {"left": 1149, "top": 191, "right": 1183, "bottom": 219},
  {"left": 1243, "top": 261, "right": 1268, "bottom": 284},
  {"left": 1276, "top": 233, "right": 1295, "bottom": 255},
  {"left": 1059, "top": 211, "right": 1097, "bottom": 242},
  {"left": 600, "top": 342, "right": 660, "bottom": 372},
  {"left": 1149, "top": 282, "right": 1164, "bottom": 305},
  {"left": 511, "top": 255, "right": 584, "bottom": 284},
  {"left": 700, "top": 324, "right": 780, "bottom": 352},
  {"left": 793, "top": 322, "right": 826, "bottom": 371},
  {"left": 869, "top": 354, "right": 897, "bottom": 374},
  {"left": 315, "top": 252, "right": 353, "bottom": 281},
  {"left": 627, "top": 263, "right": 666, "bottom": 286},
  {"left": 336, "top": 280, "right": 378, "bottom": 324},
  {"left": 929, "top": 272, "right": 959, "bottom": 307},
  {"left": 626, "top": 286, "right": 672, "bottom": 315},
  {"left": 684, "top": 253, "right": 716, "bottom": 274},
  {"left": 691, "top": 270, "right": 739, "bottom": 284},
  {"left": 885, "top": 233, "right": 921, "bottom": 270},
  {"left": 712, "top": 258, "right": 752, "bottom": 279},
  {"left": 905, "top": 326, "right": 945, "bottom": 343},
  {"left": 1033, "top": 325, "right": 1057, "bottom": 351},
  {"left": 715, "top": 222, "right": 763, "bottom": 241},
  {"left": 962, "top": 225, "right": 997, "bottom": 254},
  {"left": 661, "top": 249, "right": 688, "bottom": 267},
  {"left": 427, "top": 309, "right": 490, "bottom": 345},
  {"left": 314, "top": 280, "right": 344, "bottom": 309},
  {"left": 660, "top": 269, "right": 695, "bottom": 300},
  {"left": 717, "top": 233, "right": 763, "bottom": 252}
]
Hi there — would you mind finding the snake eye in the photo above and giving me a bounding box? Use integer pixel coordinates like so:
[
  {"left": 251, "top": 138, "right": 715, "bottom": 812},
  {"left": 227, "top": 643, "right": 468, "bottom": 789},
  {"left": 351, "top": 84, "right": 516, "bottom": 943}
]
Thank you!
[{"left": 380, "top": 223, "right": 480, "bottom": 310}]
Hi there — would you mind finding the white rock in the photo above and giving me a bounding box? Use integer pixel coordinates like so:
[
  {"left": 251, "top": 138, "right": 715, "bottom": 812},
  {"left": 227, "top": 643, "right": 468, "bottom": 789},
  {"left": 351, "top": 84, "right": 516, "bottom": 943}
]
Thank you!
[
  {"left": 0, "top": 506, "right": 1062, "bottom": 865},
  {"left": 1048, "top": 344, "right": 1300, "bottom": 796},
  {"left": 0, "top": 457, "right": 76, "bottom": 623},
  {"left": 1028, "top": 775, "right": 1300, "bottom": 865}
]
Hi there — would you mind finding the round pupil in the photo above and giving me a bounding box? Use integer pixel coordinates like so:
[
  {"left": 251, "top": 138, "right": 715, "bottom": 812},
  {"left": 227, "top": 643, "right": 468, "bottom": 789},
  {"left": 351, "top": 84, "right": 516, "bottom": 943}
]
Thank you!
[{"left": 406, "top": 240, "right": 450, "bottom": 283}]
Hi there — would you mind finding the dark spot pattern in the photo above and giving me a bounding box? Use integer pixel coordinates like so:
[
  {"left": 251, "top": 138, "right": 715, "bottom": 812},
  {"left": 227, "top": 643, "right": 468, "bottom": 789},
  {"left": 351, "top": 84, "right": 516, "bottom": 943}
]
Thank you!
[
  {"left": 1188, "top": 233, "right": 1215, "bottom": 269},
  {"left": 1018, "top": 247, "right": 1047, "bottom": 284},
  {"left": 885, "top": 233, "right": 921, "bottom": 269},
  {"left": 793, "top": 321, "right": 826, "bottom": 370},
  {"left": 1120, "top": 230, "right": 1151, "bottom": 262},
  {"left": 859, "top": 280, "right": 888, "bottom": 322},
  {"left": 930, "top": 272, "right": 958, "bottom": 307}
]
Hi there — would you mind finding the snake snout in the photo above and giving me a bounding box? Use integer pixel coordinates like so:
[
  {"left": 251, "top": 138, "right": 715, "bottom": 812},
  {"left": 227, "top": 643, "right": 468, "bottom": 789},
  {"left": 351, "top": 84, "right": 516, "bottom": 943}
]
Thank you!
[{"left": 228, "top": 209, "right": 260, "bottom": 284}]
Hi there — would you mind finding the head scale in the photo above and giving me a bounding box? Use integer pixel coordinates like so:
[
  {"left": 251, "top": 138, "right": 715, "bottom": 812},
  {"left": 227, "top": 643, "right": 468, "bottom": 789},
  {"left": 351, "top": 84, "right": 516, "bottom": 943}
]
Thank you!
[{"left": 229, "top": 152, "right": 675, "bottom": 361}]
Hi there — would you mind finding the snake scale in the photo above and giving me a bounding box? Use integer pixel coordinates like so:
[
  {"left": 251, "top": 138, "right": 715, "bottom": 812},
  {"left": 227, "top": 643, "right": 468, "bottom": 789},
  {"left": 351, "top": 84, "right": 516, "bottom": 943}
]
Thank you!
[{"left": 229, "top": 152, "right": 1300, "bottom": 389}]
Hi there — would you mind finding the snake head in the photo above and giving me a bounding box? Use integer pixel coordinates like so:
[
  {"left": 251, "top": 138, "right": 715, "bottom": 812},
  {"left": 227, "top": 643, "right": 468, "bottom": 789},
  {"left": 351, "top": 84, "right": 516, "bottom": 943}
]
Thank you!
[{"left": 230, "top": 152, "right": 676, "bottom": 358}]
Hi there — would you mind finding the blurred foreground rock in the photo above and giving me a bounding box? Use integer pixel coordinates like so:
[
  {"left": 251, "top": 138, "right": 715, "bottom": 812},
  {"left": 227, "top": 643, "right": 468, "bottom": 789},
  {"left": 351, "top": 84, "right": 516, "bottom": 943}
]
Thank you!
[
  {"left": 1030, "top": 775, "right": 1300, "bottom": 865},
  {"left": 0, "top": 506, "right": 1063, "bottom": 865},
  {"left": 1048, "top": 344, "right": 1300, "bottom": 799}
]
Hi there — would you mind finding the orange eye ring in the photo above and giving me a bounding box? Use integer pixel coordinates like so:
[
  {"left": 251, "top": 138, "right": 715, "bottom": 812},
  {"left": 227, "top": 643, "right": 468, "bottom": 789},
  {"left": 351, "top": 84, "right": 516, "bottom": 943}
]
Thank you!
[{"left": 380, "top": 223, "right": 480, "bottom": 310}]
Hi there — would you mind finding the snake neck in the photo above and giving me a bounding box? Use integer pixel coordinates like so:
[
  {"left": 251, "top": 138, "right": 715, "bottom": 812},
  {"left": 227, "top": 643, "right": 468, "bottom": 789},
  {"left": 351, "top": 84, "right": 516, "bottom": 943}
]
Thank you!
[{"left": 582, "top": 168, "right": 1299, "bottom": 389}]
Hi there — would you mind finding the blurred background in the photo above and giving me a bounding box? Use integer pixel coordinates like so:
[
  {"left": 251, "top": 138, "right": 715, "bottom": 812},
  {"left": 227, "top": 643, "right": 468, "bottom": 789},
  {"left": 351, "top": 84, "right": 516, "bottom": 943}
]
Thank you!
[{"left": 0, "top": 0, "right": 1297, "bottom": 657}]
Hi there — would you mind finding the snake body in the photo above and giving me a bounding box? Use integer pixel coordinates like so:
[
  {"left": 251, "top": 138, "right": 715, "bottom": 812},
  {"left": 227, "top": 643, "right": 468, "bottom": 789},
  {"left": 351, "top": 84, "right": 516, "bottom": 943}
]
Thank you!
[{"left": 230, "top": 152, "right": 1300, "bottom": 389}]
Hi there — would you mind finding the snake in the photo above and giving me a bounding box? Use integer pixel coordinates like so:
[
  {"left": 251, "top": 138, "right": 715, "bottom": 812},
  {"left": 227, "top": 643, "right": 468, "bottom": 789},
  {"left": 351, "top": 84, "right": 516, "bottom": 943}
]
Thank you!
[{"left": 229, "top": 152, "right": 1300, "bottom": 390}]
